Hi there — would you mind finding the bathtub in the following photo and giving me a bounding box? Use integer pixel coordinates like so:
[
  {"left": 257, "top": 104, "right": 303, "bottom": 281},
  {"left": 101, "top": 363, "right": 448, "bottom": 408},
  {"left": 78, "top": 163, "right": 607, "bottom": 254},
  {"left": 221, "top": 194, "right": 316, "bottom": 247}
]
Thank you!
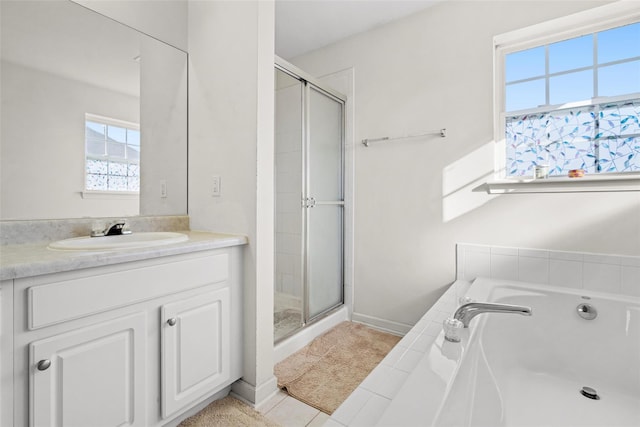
[{"left": 376, "top": 277, "right": 640, "bottom": 427}]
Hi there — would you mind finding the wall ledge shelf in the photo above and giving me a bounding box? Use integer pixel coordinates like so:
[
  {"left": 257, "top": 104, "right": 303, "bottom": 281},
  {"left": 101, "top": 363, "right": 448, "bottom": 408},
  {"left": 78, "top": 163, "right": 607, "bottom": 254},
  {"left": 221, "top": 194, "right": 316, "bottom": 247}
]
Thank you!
[
  {"left": 81, "top": 191, "right": 139, "bottom": 200},
  {"left": 477, "top": 174, "right": 640, "bottom": 194}
]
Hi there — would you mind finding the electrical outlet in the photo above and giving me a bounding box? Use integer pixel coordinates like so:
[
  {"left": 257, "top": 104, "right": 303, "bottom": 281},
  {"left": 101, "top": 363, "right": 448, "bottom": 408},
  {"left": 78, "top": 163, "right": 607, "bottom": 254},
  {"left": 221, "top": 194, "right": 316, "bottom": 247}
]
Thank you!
[
  {"left": 212, "top": 176, "right": 221, "bottom": 197},
  {"left": 160, "top": 180, "right": 167, "bottom": 198}
]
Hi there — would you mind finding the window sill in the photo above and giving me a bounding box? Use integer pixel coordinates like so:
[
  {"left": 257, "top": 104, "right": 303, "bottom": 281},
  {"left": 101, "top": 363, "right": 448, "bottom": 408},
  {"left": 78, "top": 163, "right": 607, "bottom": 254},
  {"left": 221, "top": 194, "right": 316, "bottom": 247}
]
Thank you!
[
  {"left": 477, "top": 174, "right": 640, "bottom": 194},
  {"left": 81, "top": 191, "right": 139, "bottom": 200}
]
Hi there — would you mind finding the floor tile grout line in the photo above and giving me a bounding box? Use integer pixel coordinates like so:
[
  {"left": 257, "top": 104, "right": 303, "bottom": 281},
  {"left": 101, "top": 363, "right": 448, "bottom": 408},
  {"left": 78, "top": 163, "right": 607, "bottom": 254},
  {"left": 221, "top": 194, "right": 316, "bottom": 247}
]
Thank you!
[
  {"left": 305, "top": 410, "right": 328, "bottom": 427},
  {"left": 263, "top": 395, "right": 322, "bottom": 427},
  {"left": 261, "top": 391, "right": 289, "bottom": 417}
]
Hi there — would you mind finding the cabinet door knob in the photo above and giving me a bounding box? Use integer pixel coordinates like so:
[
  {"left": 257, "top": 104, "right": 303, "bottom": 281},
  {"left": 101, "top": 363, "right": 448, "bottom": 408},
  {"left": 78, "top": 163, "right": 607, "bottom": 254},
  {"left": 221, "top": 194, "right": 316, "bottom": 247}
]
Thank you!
[
  {"left": 37, "top": 359, "right": 51, "bottom": 371},
  {"left": 167, "top": 317, "right": 177, "bottom": 326}
]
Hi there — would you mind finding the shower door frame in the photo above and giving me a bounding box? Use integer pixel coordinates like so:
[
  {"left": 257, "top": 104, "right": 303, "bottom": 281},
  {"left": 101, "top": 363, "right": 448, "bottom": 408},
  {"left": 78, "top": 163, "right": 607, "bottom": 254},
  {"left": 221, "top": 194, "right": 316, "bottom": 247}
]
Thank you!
[{"left": 275, "top": 57, "right": 347, "bottom": 342}]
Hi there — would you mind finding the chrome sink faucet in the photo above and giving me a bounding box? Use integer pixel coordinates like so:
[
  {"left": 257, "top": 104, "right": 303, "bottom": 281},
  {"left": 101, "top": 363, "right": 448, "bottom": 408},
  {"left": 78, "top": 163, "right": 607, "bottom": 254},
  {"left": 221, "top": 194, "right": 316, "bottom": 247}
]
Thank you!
[
  {"left": 444, "top": 302, "right": 532, "bottom": 342},
  {"left": 91, "top": 220, "right": 132, "bottom": 237}
]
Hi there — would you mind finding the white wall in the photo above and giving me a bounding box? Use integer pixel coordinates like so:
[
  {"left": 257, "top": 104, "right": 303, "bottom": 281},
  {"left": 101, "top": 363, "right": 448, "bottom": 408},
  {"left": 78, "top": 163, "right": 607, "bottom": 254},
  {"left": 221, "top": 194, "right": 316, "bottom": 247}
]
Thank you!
[
  {"left": 74, "top": 0, "right": 188, "bottom": 51},
  {"left": 139, "top": 36, "right": 188, "bottom": 216},
  {"left": 188, "top": 0, "right": 277, "bottom": 404},
  {"left": 291, "top": 0, "right": 640, "bottom": 332}
]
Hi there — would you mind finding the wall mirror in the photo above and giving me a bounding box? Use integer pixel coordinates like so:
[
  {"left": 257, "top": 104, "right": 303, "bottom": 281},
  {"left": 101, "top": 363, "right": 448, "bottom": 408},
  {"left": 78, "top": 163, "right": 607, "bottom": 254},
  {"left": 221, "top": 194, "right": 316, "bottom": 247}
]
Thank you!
[{"left": 0, "top": 0, "right": 188, "bottom": 220}]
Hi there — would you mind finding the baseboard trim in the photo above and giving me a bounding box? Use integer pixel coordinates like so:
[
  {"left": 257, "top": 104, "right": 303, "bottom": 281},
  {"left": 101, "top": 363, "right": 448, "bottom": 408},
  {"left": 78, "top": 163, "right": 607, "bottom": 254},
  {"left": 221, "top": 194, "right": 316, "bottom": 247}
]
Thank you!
[
  {"left": 352, "top": 312, "right": 411, "bottom": 336},
  {"left": 231, "top": 375, "right": 278, "bottom": 407}
]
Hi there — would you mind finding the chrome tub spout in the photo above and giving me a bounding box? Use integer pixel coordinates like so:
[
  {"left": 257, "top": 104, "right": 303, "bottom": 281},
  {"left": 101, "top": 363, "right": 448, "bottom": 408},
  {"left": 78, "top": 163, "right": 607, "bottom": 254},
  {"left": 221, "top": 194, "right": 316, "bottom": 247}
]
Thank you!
[{"left": 454, "top": 302, "right": 532, "bottom": 328}]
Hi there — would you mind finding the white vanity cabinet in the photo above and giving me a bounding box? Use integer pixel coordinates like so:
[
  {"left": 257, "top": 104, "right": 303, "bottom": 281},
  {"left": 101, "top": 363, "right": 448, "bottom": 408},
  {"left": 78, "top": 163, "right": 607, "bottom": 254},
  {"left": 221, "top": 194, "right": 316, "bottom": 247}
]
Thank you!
[{"left": 3, "top": 247, "right": 243, "bottom": 427}]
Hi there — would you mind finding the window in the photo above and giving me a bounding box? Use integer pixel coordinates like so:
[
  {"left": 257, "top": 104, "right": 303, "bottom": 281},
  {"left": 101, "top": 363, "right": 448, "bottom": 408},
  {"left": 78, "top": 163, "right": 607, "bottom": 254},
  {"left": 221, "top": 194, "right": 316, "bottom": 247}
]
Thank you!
[
  {"left": 85, "top": 114, "right": 140, "bottom": 193},
  {"left": 496, "top": 7, "right": 640, "bottom": 179}
]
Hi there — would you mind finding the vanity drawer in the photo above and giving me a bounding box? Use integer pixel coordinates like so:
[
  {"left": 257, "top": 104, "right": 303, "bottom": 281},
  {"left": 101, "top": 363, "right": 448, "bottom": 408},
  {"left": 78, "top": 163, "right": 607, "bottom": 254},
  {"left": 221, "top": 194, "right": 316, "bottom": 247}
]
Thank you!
[{"left": 25, "top": 252, "right": 229, "bottom": 330}]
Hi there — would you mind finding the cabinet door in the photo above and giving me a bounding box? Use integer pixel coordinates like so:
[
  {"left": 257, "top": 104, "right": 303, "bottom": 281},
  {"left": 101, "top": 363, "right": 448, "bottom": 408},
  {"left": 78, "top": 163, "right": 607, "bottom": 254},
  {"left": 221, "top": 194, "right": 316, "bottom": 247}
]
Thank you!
[
  {"left": 161, "top": 287, "right": 230, "bottom": 418},
  {"left": 30, "top": 313, "right": 147, "bottom": 427}
]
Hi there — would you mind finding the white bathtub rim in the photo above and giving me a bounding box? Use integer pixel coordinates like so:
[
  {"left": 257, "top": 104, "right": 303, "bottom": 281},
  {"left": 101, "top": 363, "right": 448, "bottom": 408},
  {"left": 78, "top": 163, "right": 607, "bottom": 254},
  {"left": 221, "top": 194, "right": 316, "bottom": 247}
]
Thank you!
[{"left": 468, "top": 276, "right": 640, "bottom": 306}]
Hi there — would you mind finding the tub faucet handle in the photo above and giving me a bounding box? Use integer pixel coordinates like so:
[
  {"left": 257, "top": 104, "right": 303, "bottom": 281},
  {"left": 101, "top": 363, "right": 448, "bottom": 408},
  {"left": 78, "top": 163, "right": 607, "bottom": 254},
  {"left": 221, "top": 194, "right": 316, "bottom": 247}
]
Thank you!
[{"left": 443, "top": 318, "right": 464, "bottom": 342}]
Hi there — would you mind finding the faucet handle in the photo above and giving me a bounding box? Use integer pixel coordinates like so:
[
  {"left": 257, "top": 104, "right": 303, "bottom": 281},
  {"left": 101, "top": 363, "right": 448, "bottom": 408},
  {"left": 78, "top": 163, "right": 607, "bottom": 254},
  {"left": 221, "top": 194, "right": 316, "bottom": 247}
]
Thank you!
[
  {"left": 91, "top": 220, "right": 131, "bottom": 237},
  {"left": 106, "top": 220, "right": 132, "bottom": 236},
  {"left": 443, "top": 318, "right": 464, "bottom": 342}
]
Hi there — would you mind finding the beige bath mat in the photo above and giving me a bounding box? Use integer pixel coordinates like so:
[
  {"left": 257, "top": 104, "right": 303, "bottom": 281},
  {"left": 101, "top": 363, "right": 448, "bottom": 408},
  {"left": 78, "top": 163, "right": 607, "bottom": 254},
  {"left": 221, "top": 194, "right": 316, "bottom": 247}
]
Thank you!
[
  {"left": 178, "top": 396, "right": 279, "bottom": 427},
  {"left": 274, "top": 321, "right": 401, "bottom": 415}
]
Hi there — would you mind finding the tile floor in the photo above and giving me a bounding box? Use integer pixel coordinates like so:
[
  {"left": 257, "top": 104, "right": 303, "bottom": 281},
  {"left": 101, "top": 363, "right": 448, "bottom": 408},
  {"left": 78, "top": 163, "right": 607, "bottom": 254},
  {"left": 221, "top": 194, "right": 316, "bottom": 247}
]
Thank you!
[{"left": 258, "top": 390, "right": 331, "bottom": 427}]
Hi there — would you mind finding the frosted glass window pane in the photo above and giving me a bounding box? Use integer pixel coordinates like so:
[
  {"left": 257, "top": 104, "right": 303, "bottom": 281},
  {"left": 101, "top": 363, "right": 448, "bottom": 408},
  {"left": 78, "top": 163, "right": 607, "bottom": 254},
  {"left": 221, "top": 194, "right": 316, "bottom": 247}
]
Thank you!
[
  {"left": 86, "top": 159, "right": 107, "bottom": 174},
  {"left": 86, "top": 174, "right": 107, "bottom": 190},
  {"left": 599, "top": 100, "right": 640, "bottom": 136},
  {"left": 108, "top": 175, "right": 127, "bottom": 191},
  {"left": 598, "top": 137, "right": 640, "bottom": 173},
  {"left": 308, "top": 205, "right": 343, "bottom": 319},
  {"left": 598, "top": 61, "right": 640, "bottom": 97},
  {"left": 505, "top": 108, "right": 597, "bottom": 177},
  {"left": 309, "top": 88, "right": 343, "bottom": 201},
  {"left": 549, "top": 35, "right": 592, "bottom": 74},
  {"left": 506, "top": 78, "right": 545, "bottom": 112},
  {"left": 109, "top": 162, "right": 127, "bottom": 176},
  {"left": 127, "top": 176, "right": 140, "bottom": 191},
  {"left": 128, "top": 163, "right": 140, "bottom": 177},
  {"left": 549, "top": 69, "right": 593, "bottom": 105},
  {"left": 506, "top": 46, "right": 545, "bottom": 82},
  {"left": 598, "top": 22, "right": 640, "bottom": 64}
]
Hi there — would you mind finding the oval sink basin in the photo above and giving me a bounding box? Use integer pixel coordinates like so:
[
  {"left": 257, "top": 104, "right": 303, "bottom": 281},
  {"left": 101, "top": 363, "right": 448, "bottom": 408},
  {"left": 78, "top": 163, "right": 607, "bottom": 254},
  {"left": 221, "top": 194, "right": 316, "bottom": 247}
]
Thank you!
[{"left": 48, "top": 232, "right": 188, "bottom": 251}]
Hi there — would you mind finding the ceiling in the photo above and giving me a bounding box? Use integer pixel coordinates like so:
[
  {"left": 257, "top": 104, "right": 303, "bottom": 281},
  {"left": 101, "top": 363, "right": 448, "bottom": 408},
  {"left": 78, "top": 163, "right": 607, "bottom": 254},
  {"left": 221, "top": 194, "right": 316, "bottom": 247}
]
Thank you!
[{"left": 275, "top": 0, "right": 441, "bottom": 59}]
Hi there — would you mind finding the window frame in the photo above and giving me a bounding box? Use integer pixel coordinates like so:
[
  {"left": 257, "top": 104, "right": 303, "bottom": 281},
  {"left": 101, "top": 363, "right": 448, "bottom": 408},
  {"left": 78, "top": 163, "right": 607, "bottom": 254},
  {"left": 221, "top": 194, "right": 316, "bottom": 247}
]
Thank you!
[
  {"left": 83, "top": 113, "right": 141, "bottom": 196},
  {"left": 492, "top": 1, "right": 640, "bottom": 189}
]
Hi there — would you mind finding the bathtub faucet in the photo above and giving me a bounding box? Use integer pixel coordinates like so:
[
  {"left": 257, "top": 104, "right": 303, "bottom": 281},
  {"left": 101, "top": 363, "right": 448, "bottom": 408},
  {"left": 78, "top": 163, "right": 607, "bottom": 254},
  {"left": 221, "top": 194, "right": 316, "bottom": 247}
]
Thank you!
[{"left": 453, "top": 302, "right": 532, "bottom": 328}]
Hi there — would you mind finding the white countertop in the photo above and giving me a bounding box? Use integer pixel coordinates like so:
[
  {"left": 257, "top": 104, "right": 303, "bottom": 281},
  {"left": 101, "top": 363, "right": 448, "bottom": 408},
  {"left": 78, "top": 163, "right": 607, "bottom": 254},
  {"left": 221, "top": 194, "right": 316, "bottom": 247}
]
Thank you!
[{"left": 0, "top": 230, "right": 247, "bottom": 281}]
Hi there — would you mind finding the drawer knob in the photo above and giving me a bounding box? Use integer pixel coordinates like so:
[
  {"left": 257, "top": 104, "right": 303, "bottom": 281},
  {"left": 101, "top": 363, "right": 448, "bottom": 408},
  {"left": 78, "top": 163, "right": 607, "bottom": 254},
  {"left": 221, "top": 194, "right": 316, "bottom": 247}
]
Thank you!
[
  {"left": 167, "top": 317, "right": 177, "bottom": 326},
  {"left": 37, "top": 359, "right": 51, "bottom": 371}
]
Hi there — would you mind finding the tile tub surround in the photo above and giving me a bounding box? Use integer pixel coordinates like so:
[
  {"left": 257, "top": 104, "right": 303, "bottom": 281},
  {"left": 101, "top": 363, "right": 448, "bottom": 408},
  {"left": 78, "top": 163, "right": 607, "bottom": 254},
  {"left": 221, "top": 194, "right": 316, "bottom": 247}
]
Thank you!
[
  {"left": 457, "top": 243, "right": 640, "bottom": 297},
  {"left": 0, "top": 215, "right": 190, "bottom": 246},
  {"left": 0, "top": 230, "right": 247, "bottom": 281}
]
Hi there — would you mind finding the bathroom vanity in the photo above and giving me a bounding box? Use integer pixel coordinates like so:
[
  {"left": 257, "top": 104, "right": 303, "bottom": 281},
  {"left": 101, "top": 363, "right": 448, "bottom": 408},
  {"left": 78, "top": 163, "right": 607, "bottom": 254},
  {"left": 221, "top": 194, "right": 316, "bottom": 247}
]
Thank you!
[{"left": 0, "top": 229, "right": 246, "bottom": 427}]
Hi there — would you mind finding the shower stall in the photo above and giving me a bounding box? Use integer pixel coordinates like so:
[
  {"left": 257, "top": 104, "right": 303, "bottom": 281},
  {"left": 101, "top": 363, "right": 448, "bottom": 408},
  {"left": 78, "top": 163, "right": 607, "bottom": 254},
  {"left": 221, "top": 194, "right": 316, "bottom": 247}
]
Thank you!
[{"left": 274, "top": 58, "right": 346, "bottom": 342}]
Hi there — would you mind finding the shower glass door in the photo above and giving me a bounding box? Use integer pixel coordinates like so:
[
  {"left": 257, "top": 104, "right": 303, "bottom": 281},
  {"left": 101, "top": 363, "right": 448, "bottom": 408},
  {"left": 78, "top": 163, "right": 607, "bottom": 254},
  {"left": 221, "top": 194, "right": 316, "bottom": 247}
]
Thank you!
[
  {"left": 274, "top": 61, "right": 345, "bottom": 342},
  {"left": 306, "top": 87, "right": 344, "bottom": 319}
]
